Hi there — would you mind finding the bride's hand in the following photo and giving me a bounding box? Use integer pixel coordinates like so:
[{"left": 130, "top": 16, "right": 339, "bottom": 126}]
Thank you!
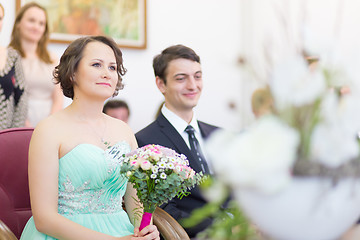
[{"left": 132, "top": 225, "right": 160, "bottom": 240}]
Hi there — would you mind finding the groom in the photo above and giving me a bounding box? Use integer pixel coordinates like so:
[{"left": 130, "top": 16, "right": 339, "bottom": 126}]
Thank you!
[{"left": 135, "top": 44, "right": 218, "bottom": 238}]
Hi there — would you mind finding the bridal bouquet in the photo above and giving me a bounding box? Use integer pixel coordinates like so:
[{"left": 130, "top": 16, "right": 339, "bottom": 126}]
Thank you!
[{"left": 119, "top": 144, "right": 204, "bottom": 230}]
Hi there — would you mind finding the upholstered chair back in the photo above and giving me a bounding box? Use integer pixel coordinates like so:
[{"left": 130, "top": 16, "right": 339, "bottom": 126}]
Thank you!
[{"left": 0, "top": 128, "right": 34, "bottom": 239}]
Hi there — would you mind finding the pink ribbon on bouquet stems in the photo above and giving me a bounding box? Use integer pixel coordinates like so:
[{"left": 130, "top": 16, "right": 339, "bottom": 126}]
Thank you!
[{"left": 139, "top": 212, "right": 152, "bottom": 231}]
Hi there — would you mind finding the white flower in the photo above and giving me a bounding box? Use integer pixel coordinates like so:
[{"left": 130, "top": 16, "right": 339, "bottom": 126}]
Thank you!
[
  {"left": 151, "top": 166, "right": 158, "bottom": 174},
  {"left": 310, "top": 123, "right": 359, "bottom": 168},
  {"left": 201, "top": 180, "right": 228, "bottom": 203},
  {"left": 174, "top": 165, "right": 182, "bottom": 173},
  {"left": 150, "top": 173, "right": 157, "bottom": 179},
  {"left": 319, "top": 48, "right": 360, "bottom": 92},
  {"left": 140, "top": 160, "right": 152, "bottom": 171},
  {"left": 270, "top": 54, "right": 326, "bottom": 110},
  {"left": 167, "top": 162, "right": 175, "bottom": 169},
  {"left": 307, "top": 90, "right": 360, "bottom": 168},
  {"left": 321, "top": 92, "right": 360, "bottom": 135},
  {"left": 126, "top": 171, "right": 132, "bottom": 177},
  {"left": 160, "top": 172, "right": 167, "bottom": 179},
  {"left": 207, "top": 116, "right": 299, "bottom": 194},
  {"left": 158, "top": 161, "right": 166, "bottom": 168}
]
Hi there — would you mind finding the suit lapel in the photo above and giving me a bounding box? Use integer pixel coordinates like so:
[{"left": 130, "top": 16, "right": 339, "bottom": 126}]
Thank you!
[
  {"left": 198, "top": 121, "right": 216, "bottom": 139},
  {"left": 156, "top": 114, "right": 204, "bottom": 173}
]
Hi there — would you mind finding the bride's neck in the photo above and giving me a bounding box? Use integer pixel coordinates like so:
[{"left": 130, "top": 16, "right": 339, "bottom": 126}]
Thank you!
[{"left": 69, "top": 98, "right": 105, "bottom": 121}]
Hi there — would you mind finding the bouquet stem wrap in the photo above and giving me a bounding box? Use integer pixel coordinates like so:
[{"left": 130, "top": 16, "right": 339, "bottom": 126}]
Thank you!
[{"left": 139, "top": 212, "right": 152, "bottom": 231}]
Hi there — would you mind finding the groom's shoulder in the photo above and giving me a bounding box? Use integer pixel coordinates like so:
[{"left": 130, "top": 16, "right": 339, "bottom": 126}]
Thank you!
[
  {"left": 136, "top": 117, "right": 170, "bottom": 147},
  {"left": 136, "top": 115, "right": 167, "bottom": 138},
  {"left": 136, "top": 120, "right": 158, "bottom": 136},
  {"left": 198, "top": 120, "right": 220, "bottom": 139},
  {"left": 198, "top": 120, "right": 219, "bottom": 131}
]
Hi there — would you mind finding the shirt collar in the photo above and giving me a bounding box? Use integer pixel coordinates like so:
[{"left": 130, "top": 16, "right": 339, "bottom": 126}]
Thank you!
[{"left": 161, "top": 105, "right": 200, "bottom": 134}]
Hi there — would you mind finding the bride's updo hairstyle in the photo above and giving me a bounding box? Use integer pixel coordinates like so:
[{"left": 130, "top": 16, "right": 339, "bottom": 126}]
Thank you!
[{"left": 53, "top": 35, "right": 126, "bottom": 99}]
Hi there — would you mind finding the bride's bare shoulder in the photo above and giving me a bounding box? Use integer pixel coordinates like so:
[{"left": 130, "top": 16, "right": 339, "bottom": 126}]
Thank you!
[
  {"left": 106, "top": 114, "right": 131, "bottom": 130},
  {"left": 34, "top": 110, "right": 72, "bottom": 136},
  {"left": 105, "top": 115, "right": 137, "bottom": 148}
]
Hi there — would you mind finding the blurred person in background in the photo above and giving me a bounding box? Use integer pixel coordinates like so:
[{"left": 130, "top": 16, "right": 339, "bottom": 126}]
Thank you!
[
  {"left": 10, "top": 2, "right": 63, "bottom": 127},
  {"left": 251, "top": 87, "right": 274, "bottom": 119},
  {"left": 103, "top": 99, "right": 130, "bottom": 123},
  {"left": 0, "top": 2, "right": 27, "bottom": 130}
]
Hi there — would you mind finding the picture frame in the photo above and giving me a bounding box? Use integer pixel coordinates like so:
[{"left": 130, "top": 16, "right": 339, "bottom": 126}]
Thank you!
[{"left": 16, "top": 0, "right": 147, "bottom": 49}]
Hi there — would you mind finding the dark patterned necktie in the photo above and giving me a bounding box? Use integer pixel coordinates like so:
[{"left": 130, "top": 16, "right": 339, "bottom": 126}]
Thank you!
[{"left": 185, "top": 125, "right": 210, "bottom": 174}]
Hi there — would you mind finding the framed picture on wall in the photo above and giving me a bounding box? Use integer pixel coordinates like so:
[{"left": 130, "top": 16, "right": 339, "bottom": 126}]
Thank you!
[{"left": 16, "top": 0, "right": 147, "bottom": 49}]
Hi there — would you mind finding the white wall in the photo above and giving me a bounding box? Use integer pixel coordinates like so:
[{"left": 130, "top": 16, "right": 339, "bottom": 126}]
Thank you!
[
  {"left": 0, "top": 1, "right": 15, "bottom": 45},
  {"left": 1, "top": 0, "right": 246, "bottom": 133},
  {"left": 4, "top": 0, "right": 360, "bottom": 133},
  {"left": 239, "top": 0, "right": 360, "bottom": 104}
]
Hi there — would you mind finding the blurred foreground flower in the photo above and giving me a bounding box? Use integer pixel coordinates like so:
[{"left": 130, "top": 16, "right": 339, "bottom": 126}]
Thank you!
[
  {"left": 199, "top": 42, "right": 360, "bottom": 240},
  {"left": 206, "top": 116, "right": 299, "bottom": 194}
]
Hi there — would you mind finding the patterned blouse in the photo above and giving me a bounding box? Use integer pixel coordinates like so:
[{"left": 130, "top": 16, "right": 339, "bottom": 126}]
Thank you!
[{"left": 0, "top": 47, "right": 27, "bottom": 130}]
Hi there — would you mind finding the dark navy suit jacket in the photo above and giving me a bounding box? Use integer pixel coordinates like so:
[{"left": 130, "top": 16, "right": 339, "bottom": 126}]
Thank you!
[{"left": 135, "top": 113, "right": 218, "bottom": 237}]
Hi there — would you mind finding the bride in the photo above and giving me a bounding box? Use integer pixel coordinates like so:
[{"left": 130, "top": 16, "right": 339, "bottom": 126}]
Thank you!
[{"left": 20, "top": 35, "right": 159, "bottom": 240}]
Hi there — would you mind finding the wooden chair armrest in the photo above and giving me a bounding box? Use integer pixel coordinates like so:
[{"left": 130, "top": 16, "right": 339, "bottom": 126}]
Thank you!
[
  {"left": 153, "top": 207, "right": 190, "bottom": 240},
  {"left": 0, "top": 220, "right": 18, "bottom": 240}
]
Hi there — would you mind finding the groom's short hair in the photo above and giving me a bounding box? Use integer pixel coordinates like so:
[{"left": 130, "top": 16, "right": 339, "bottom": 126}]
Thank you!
[{"left": 153, "top": 44, "right": 200, "bottom": 84}]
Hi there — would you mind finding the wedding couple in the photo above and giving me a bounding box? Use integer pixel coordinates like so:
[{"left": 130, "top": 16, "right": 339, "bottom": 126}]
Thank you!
[{"left": 20, "top": 36, "right": 217, "bottom": 239}]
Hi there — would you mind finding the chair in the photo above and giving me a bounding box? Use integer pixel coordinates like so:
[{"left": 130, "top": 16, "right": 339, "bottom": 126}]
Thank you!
[
  {"left": 0, "top": 219, "right": 17, "bottom": 240},
  {"left": 0, "top": 128, "right": 33, "bottom": 239},
  {"left": 153, "top": 207, "right": 190, "bottom": 240},
  {"left": 0, "top": 128, "right": 189, "bottom": 240}
]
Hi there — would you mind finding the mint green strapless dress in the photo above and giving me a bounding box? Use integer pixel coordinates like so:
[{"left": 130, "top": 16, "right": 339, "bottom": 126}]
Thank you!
[{"left": 20, "top": 142, "right": 135, "bottom": 239}]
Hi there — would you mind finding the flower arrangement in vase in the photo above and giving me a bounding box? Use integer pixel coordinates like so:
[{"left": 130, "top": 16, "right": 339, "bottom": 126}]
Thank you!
[{"left": 200, "top": 3, "right": 360, "bottom": 239}]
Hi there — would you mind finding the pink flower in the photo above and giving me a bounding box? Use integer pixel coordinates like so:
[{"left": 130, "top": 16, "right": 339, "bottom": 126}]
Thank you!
[
  {"left": 141, "top": 160, "right": 152, "bottom": 170},
  {"left": 137, "top": 157, "right": 146, "bottom": 163},
  {"left": 180, "top": 166, "right": 195, "bottom": 179},
  {"left": 130, "top": 160, "right": 140, "bottom": 168},
  {"left": 149, "top": 153, "right": 161, "bottom": 161},
  {"left": 174, "top": 165, "right": 183, "bottom": 174},
  {"left": 188, "top": 169, "right": 195, "bottom": 179}
]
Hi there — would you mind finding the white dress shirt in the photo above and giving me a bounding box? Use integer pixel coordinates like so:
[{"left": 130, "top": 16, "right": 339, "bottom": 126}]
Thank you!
[{"left": 161, "top": 105, "right": 213, "bottom": 173}]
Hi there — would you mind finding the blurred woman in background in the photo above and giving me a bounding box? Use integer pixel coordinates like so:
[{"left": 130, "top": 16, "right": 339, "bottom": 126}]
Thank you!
[
  {"left": 10, "top": 2, "right": 63, "bottom": 127},
  {"left": 0, "top": 2, "right": 27, "bottom": 130}
]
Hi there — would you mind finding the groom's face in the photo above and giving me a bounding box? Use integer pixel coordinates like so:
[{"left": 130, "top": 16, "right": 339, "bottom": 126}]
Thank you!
[{"left": 157, "top": 58, "right": 203, "bottom": 114}]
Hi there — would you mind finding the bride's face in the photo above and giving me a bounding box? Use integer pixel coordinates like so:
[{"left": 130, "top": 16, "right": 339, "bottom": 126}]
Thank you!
[{"left": 73, "top": 41, "right": 118, "bottom": 100}]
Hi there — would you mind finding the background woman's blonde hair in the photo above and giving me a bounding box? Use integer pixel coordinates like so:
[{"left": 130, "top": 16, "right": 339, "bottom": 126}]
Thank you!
[
  {"left": 9, "top": 2, "right": 52, "bottom": 64},
  {"left": 0, "top": 3, "right": 5, "bottom": 16},
  {"left": 251, "top": 87, "right": 274, "bottom": 118}
]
